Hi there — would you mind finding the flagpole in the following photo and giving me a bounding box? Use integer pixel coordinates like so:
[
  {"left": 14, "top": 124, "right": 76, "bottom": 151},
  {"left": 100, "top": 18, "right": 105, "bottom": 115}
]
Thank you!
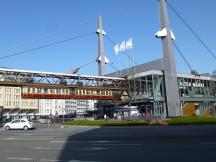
[
  {"left": 119, "top": 54, "right": 121, "bottom": 76},
  {"left": 132, "top": 47, "right": 135, "bottom": 74}
]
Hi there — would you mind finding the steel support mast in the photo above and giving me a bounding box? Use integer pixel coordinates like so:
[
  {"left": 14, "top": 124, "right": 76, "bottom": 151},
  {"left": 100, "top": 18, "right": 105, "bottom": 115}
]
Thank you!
[
  {"left": 97, "top": 16, "right": 106, "bottom": 76},
  {"left": 157, "top": 0, "right": 180, "bottom": 117}
]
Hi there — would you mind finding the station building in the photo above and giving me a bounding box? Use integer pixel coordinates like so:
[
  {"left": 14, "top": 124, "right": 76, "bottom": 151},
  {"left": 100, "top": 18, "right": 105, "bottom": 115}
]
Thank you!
[{"left": 107, "top": 59, "right": 216, "bottom": 118}]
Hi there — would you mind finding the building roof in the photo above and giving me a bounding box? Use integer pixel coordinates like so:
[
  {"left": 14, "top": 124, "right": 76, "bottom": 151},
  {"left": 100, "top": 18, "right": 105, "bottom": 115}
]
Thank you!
[
  {"left": 107, "top": 59, "right": 216, "bottom": 81},
  {"left": 127, "top": 69, "right": 216, "bottom": 81},
  {"left": 106, "top": 59, "right": 163, "bottom": 78}
]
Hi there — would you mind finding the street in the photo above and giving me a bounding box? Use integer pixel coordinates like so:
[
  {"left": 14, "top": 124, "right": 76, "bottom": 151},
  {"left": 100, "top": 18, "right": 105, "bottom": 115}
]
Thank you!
[{"left": 0, "top": 124, "right": 216, "bottom": 162}]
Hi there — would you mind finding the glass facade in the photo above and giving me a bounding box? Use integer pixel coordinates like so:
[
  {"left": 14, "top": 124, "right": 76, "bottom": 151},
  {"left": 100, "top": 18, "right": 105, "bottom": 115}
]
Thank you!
[{"left": 129, "top": 71, "right": 216, "bottom": 117}]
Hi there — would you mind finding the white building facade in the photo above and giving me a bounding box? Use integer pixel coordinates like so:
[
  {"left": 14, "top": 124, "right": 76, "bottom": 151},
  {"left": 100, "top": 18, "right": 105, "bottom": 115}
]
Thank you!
[
  {"left": 0, "top": 86, "right": 98, "bottom": 118},
  {"left": 0, "top": 86, "right": 38, "bottom": 119},
  {"left": 38, "top": 99, "right": 97, "bottom": 117}
]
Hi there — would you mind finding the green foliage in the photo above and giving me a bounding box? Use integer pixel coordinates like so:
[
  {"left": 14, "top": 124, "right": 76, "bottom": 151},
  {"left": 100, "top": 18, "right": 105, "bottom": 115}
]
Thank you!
[
  {"left": 64, "top": 116, "right": 216, "bottom": 126},
  {"left": 64, "top": 120, "right": 148, "bottom": 126},
  {"left": 168, "top": 116, "right": 216, "bottom": 125}
]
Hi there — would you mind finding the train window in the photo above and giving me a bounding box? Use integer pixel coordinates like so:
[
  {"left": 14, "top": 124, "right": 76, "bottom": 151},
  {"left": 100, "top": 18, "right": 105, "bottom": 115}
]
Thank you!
[
  {"left": 69, "top": 89, "right": 73, "bottom": 94},
  {"left": 97, "top": 90, "right": 100, "bottom": 95},
  {"left": 22, "top": 88, "right": 26, "bottom": 93},
  {"left": 56, "top": 89, "right": 60, "bottom": 94},
  {"left": 83, "top": 90, "right": 86, "bottom": 95},
  {"left": 44, "top": 88, "right": 48, "bottom": 93},
  {"left": 92, "top": 91, "right": 97, "bottom": 95},
  {"left": 50, "top": 89, "right": 55, "bottom": 94},
  {"left": 86, "top": 90, "right": 91, "bottom": 95},
  {"left": 101, "top": 91, "right": 105, "bottom": 95},
  {"left": 75, "top": 90, "right": 79, "bottom": 95},
  {"left": 65, "top": 89, "right": 68, "bottom": 94}
]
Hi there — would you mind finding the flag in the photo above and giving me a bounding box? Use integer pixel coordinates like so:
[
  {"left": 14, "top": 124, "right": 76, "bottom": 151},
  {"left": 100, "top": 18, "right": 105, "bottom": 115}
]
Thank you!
[
  {"left": 119, "top": 41, "right": 126, "bottom": 52},
  {"left": 114, "top": 44, "right": 120, "bottom": 55},
  {"left": 126, "top": 38, "right": 133, "bottom": 49}
]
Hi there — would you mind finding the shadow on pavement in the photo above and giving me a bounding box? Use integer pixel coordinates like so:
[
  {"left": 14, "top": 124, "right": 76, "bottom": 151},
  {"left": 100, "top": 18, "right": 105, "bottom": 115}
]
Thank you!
[
  {"left": 57, "top": 125, "right": 216, "bottom": 162},
  {"left": 57, "top": 127, "right": 147, "bottom": 162}
]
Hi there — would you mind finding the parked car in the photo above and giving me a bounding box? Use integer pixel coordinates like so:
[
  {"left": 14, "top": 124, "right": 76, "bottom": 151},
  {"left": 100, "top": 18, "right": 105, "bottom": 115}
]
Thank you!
[{"left": 4, "top": 118, "right": 36, "bottom": 130}]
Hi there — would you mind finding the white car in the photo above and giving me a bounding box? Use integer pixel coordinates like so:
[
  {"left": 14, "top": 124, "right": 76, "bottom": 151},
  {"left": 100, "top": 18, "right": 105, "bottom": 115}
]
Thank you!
[{"left": 4, "top": 119, "right": 36, "bottom": 130}]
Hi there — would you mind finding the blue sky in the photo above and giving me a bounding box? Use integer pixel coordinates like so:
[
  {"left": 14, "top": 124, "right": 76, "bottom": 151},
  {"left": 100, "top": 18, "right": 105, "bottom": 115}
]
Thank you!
[{"left": 0, "top": 0, "right": 215, "bottom": 75}]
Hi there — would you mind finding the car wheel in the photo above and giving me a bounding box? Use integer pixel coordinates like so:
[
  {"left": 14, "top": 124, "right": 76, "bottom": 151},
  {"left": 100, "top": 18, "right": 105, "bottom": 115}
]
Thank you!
[
  {"left": 23, "top": 126, "right": 28, "bottom": 131},
  {"left": 5, "top": 126, "right": 10, "bottom": 131}
]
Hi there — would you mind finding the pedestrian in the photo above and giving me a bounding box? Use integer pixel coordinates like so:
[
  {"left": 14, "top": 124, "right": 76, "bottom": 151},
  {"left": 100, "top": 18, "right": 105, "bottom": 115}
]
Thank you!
[
  {"left": 104, "top": 114, "right": 107, "bottom": 121},
  {"left": 48, "top": 119, "right": 51, "bottom": 128}
]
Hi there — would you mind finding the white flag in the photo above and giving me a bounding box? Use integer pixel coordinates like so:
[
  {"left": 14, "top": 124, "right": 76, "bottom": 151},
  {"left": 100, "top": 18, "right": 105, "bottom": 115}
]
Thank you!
[
  {"left": 114, "top": 44, "right": 120, "bottom": 55},
  {"left": 126, "top": 38, "right": 133, "bottom": 49},
  {"left": 119, "top": 41, "right": 126, "bottom": 52}
]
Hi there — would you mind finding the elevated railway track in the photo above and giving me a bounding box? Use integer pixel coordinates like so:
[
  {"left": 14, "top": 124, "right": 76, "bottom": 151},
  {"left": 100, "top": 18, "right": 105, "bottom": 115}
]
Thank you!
[{"left": 0, "top": 68, "right": 128, "bottom": 101}]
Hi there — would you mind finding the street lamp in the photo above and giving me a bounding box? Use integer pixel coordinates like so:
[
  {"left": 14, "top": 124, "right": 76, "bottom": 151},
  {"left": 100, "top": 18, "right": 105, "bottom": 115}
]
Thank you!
[{"left": 61, "top": 108, "right": 65, "bottom": 128}]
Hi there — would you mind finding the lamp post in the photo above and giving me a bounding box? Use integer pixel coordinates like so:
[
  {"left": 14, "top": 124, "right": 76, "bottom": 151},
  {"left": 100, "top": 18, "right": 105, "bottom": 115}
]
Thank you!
[{"left": 61, "top": 108, "right": 65, "bottom": 128}]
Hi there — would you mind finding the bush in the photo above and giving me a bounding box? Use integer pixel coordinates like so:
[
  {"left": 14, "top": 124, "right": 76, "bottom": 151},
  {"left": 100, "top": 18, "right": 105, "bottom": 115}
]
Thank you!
[
  {"left": 64, "top": 120, "right": 148, "bottom": 126},
  {"left": 168, "top": 116, "right": 216, "bottom": 125}
]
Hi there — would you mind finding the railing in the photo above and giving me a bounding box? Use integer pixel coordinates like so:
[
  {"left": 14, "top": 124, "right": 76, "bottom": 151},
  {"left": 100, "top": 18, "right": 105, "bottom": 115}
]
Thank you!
[{"left": 180, "top": 97, "right": 216, "bottom": 102}]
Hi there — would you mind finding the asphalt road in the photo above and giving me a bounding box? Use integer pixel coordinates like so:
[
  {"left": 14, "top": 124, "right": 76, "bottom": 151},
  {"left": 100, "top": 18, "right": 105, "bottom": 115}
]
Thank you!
[{"left": 0, "top": 124, "right": 216, "bottom": 162}]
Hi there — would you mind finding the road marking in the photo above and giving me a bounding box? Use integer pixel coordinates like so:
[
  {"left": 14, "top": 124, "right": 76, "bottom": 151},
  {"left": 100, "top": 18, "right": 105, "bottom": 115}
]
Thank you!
[
  {"left": 7, "top": 157, "right": 32, "bottom": 161},
  {"left": 34, "top": 147, "right": 109, "bottom": 151},
  {"left": 49, "top": 140, "right": 120, "bottom": 143},
  {"left": 91, "top": 143, "right": 142, "bottom": 146},
  {"left": 0, "top": 137, "right": 55, "bottom": 141},
  {"left": 2, "top": 138, "right": 17, "bottom": 140},
  {"left": 40, "top": 159, "right": 64, "bottom": 162},
  {"left": 34, "top": 147, "right": 61, "bottom": 150},
  {"left": 49, "top": 140, "right": 66, "bottom": 143},
  {"left": 40, "top": 159, "right": 99, "bottom": 162}
]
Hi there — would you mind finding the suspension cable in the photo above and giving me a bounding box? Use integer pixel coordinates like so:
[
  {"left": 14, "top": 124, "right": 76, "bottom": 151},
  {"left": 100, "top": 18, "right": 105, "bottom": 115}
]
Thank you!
[
  {"left": 68, "top": 58, "right": 97, "bottom": 74},
  {"left": 0, "top": 32, "right": 95, "bottom": 60},
  {"left": 167, "top": 2, "right": 216, "bottom": 61},
  {"left": 173, "top": 42, "right": 193, "bottom": 71},
  {"left": 2, "top": 0, "right": 143, "bottom": 57},
  {"left": 79, "top": 59, "right": 96, "bottom": 69},
  {"left": 108, "top": 62, "right": 119, "bottom": 71},
  {"left": 1, "top": 19, "right": 95, "bottom": 55}
]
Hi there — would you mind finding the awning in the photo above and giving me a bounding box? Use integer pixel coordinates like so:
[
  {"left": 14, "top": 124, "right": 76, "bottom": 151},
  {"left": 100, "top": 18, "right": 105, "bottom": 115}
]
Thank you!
[
  {"left": 18, "top": 113, "right": 26, "bottom": 116},
  {"left": 9, "top": 113, "right": 18, "bottom": 116},
  {"left": 34, "top": 113, "right": 43, "bottom": 116},
  {"left": 27, "top": 113, "right": 34, "bottom": 116}
]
